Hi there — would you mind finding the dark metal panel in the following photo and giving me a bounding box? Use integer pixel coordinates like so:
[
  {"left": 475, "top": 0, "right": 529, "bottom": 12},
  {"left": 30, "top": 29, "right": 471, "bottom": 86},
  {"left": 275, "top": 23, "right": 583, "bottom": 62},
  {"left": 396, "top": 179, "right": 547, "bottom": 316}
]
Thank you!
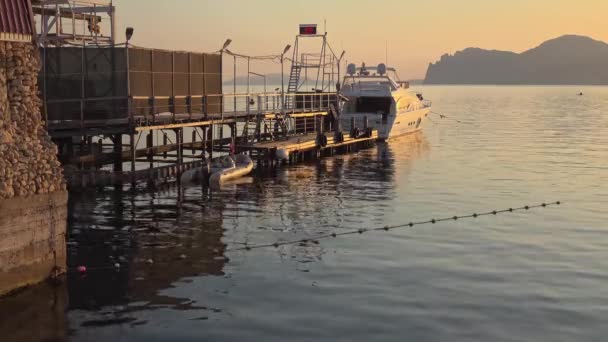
[{"left": 204, "top": 53, "right": 222, "bottom": 95}]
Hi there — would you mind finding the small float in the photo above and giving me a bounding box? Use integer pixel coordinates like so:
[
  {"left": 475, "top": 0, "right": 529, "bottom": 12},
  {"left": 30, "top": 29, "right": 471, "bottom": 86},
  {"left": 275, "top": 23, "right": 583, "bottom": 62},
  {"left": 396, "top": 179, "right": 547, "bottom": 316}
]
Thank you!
[{"left": 209, "top": 154, "right": 254, "bottom": 186}]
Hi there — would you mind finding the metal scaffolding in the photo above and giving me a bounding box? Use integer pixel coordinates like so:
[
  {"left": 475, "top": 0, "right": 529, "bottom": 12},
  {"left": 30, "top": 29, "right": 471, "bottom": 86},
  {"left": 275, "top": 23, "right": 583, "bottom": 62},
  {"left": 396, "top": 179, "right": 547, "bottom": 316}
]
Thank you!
[{"left": 33, "top": 0, "right": 116, "bottom": 46}]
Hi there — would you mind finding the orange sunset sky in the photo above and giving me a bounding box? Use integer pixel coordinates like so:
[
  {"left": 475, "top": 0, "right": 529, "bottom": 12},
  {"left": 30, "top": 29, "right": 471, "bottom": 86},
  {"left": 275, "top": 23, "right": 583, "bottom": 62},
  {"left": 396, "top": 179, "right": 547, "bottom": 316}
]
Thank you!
[{"left": 114, "top": 0, "right": 608, "bottom": 79}]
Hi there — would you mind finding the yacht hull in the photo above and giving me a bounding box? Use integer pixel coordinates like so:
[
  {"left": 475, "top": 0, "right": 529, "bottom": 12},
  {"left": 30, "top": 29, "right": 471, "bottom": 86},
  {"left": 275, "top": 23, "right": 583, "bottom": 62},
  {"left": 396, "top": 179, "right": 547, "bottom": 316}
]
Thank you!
[{"left": 340, "top": 106, "right": 430, "bottom": 140}]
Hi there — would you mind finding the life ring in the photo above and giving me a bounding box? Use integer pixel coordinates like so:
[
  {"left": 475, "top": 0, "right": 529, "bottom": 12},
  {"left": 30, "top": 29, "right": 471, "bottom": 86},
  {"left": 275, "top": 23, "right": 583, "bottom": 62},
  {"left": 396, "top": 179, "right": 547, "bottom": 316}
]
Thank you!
[{"left": 350, "top": 127, "right": 360, "bottom": 138}]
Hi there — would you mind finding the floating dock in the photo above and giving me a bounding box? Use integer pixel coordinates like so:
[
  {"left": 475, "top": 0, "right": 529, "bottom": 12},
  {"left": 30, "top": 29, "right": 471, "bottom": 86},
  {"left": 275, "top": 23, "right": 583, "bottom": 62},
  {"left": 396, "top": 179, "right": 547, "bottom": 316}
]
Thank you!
[{"left": 239, "top": 130, "right": 378, "bottom": 166}]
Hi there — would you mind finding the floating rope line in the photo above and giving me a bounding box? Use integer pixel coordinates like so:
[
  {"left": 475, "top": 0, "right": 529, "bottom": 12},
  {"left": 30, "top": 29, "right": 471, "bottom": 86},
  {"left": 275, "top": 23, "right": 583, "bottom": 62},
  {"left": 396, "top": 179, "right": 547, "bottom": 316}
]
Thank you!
[
  {"left": 228, "top": 201, "right": 561, "bottom": 252},
  {"left": 62, "top": 201, "right": 560, "bottom": 275}
]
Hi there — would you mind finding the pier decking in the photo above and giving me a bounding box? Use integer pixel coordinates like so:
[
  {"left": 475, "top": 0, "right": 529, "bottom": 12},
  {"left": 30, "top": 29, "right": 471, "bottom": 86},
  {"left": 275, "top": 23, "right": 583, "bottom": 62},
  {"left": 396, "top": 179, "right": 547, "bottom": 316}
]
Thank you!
[{"left": 239, "top": 130, "right": 378, "bottom": 165}]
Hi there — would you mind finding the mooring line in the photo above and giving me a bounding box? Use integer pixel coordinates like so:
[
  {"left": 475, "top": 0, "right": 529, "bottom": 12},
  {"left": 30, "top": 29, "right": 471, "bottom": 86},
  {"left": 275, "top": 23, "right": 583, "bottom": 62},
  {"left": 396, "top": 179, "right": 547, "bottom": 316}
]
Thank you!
[
  {"left": 429, "top": 111, "right": 467, "bottom": 124},
  {"left": 227, "top": 201, "right": 561, "bottom": 252}
]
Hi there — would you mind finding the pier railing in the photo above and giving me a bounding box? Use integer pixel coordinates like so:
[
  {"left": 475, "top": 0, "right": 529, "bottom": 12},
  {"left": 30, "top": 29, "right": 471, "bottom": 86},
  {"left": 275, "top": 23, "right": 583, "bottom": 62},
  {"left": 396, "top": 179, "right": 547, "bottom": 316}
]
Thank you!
[
  {"left": 41, "top": 46, "right": 341, "bottom": 133},
  {"left": 46, "top": 91, "right": 339, "bottom": 131}
]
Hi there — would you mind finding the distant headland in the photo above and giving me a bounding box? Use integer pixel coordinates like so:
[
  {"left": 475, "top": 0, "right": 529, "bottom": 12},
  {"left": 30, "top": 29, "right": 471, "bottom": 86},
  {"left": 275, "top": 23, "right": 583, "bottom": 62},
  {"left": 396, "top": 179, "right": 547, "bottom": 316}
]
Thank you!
[{"left": 424, "top": 35, "right": 608, "bottom": 85}]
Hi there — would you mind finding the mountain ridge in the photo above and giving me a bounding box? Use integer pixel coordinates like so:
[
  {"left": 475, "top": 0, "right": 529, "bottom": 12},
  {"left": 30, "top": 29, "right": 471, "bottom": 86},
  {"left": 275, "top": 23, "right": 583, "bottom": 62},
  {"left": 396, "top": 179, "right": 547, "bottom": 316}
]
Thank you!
[{"left": 424, "top": 35, "right": 608, "bottom": 85}]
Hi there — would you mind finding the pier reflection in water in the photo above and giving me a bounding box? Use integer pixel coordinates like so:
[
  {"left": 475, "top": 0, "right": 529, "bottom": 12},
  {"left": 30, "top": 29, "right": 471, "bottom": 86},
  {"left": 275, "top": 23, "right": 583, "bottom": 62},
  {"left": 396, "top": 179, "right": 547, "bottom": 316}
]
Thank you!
[{"left": 0, "top": 133, "right": 426, "bottom": 340}]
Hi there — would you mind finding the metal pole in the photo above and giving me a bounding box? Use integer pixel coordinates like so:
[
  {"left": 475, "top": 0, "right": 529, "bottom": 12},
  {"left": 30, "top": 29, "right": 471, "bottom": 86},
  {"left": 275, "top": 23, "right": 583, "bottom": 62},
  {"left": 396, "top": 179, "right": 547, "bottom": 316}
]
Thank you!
[
  {"left": 130, "top": 133, "right": 136, "bottom": 183},
  {"left": 233, "top": 55, "right": 237, "bottom": 113},
  {"left": 110, "top": 2, "right": 116, "bottom": 44},
  {"left": 126, "top": 39, "right": 132, "bottom": 124},
  {"left": 281, "top": 54, "right": 285, "bottom": 111},
  {"left": 42, "top": 41, "right": 48, "bottom": 127},
  {"left": 246, "top": 57, "right": 250, "bottom": 114}
]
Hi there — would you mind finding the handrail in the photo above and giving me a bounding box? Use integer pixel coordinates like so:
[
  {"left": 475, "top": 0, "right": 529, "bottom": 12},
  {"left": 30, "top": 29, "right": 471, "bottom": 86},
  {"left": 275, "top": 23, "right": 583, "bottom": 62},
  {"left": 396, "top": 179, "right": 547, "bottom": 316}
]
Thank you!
[{"left": 45, "top": 91, "right": 340, "bottom": 124}]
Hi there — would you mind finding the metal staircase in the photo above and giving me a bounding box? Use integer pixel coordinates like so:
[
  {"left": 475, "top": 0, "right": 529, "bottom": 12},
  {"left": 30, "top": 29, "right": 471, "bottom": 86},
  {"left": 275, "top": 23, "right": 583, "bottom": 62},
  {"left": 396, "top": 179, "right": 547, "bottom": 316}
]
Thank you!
[
  {"left": 287, "top": 65, "right": 302, "bottom": 93},
  {"left": 285, "top": 65, "right": 302, "bottom": 109}
]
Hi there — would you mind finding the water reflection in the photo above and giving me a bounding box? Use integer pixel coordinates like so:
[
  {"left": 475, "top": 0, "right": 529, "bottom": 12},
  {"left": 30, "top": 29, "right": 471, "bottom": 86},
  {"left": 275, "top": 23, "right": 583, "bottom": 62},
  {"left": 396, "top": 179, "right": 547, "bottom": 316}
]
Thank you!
[
  {"left": 224, "top": 133, "right": 430, "bottom": 263},
  {"left": 0, "top": 132, "right": 429, "bottom": 337},
  {"left": 66, "top": 183, "right": 229, "bottom": 321},
  {"left": 0, "top": 282, "right": 68, "bottom": 341}
]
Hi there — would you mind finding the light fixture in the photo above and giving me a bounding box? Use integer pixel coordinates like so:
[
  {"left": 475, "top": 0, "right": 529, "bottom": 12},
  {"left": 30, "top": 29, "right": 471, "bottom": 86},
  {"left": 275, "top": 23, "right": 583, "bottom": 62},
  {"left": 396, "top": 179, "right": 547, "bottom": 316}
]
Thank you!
[
  {"left": 222, "top": 39, "right": 232, "bottom": 51},
  {"left": 282, "top": 44, "right": 292, "bottom": 55},
  {"left": 125, "top": 27, "right": 134, "bottom": 41}
]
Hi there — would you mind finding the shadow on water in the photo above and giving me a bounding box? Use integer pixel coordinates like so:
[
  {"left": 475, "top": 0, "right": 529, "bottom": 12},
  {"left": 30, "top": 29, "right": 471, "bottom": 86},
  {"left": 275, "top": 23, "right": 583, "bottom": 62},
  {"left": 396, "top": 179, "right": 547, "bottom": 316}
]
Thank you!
[
  {"left": 0, "top": 132, "right": 429, "bottom": 340},
  {"left": 65, "top": 183, "right": 229, "bottom": 318}
]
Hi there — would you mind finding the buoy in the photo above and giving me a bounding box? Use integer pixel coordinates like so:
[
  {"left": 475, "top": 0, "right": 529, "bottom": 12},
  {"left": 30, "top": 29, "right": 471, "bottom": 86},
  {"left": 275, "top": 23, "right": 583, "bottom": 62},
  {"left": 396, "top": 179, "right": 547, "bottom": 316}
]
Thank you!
[
  {"left": 77, "top": 266, "right": 87, "bottom": 273},
  {"left": 145, "top": 258, "right": 154, "bottom": 265}
]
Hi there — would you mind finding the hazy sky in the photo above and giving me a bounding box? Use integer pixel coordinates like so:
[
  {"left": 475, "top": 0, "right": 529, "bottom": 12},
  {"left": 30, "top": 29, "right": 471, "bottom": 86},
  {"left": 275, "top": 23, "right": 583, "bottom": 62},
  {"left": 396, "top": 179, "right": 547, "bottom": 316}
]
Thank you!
[{"left": 114, "top": 0, "right": 608, "bottom": 79}]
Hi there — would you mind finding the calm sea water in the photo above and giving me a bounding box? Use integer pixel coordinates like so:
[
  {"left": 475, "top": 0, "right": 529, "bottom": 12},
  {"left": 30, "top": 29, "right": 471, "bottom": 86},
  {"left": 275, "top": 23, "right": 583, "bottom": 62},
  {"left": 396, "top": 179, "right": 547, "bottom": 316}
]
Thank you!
[{"left": 1, "top": 86, "right": 607, "bottom": 341}]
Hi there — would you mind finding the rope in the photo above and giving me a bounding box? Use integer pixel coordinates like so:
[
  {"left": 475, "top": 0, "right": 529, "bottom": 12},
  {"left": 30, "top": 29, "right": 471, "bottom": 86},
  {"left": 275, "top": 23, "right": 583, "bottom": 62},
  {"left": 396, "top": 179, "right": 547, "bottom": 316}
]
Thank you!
[
  {"left": 66, "top": 201, "right": 561, "bottom": 274},
  {"left": 223, "top": 50, "right": 281, "bottom": 61},
  {"left": 429, "top": 111, "right": 467, "bottom": 124},
  {"left": 228, "top": 201, "right": 561, "bottom": 252}
]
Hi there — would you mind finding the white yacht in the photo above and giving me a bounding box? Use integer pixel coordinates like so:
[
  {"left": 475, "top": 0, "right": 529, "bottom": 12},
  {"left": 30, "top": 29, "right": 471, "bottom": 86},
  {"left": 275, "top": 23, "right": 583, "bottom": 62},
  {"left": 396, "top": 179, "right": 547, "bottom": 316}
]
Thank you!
[{"left": 339, "top": 63, "right": 431, "bottom": 140}]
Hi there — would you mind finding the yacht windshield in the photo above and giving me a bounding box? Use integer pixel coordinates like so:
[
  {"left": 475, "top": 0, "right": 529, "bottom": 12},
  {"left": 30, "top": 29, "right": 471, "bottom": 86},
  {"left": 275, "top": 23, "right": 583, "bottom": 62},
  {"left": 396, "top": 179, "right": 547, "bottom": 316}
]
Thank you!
[
  {"left": 343, "top": 96, "right": 392, "bottom": 114},
  {"left": 343, "top": 76, "right": 396, "bottom": 90}
]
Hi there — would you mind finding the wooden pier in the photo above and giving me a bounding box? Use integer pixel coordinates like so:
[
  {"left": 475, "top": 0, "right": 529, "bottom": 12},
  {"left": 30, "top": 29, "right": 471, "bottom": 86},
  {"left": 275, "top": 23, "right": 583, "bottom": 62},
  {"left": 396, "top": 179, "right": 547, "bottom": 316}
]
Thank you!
[{"left": 33, "top": 6, "right": 376, "bottom": 188}]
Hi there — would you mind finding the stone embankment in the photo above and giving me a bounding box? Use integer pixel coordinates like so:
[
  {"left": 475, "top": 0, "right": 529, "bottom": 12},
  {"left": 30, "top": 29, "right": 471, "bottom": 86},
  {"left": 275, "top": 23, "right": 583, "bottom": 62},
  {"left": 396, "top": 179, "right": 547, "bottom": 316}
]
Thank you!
[
  {"left": 0, "top": 41, "right": 67, "bottom": 296},
  {"left": 0, "top": 41, "right": 65, "bottom": 198}
]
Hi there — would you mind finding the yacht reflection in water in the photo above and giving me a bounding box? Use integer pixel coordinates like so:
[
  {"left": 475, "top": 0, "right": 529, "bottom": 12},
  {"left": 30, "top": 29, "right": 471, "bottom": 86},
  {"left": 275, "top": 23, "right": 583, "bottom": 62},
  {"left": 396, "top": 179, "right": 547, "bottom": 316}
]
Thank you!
[{"left": 225, "top": 132, "right": 430, "bottom": 264}]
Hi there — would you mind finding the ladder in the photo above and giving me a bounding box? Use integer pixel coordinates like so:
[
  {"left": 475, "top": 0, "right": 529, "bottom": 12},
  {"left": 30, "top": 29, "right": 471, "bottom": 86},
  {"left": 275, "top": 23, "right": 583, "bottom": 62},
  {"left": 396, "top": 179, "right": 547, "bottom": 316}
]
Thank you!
[
  {"left": 287, "top": 65, "right": 302, "bottom": 93},
  {"left": 285, "top": 65, "right": 302, "bottom": 110}
]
